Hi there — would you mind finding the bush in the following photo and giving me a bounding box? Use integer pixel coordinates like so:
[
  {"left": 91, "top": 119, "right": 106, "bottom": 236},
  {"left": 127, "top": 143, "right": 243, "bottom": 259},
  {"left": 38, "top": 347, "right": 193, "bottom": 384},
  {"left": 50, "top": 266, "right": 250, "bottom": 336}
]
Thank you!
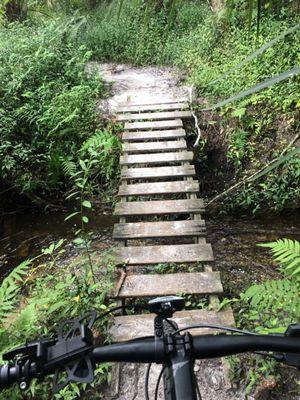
[{"left": 0, "top": 18, "right": 120, "bottom": 202}]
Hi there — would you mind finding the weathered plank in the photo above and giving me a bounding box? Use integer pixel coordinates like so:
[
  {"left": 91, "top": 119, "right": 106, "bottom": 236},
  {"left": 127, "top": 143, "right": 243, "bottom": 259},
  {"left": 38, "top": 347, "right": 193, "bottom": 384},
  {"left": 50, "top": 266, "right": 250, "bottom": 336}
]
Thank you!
[
  {"left": 113, "top": 220, "right": 206, "bottom": 239},
  {"left": 118, "top": 180, "right": 199, "bottom": 196},
  {"left": 114, "top": 199, "right": 205, "bottom": 216},
  {"left": 121, "top": 165, "right": 195, "bottom": 180},
  {"left": 118, "top": 98, "right": 188, "bottom": 107},
  {"left": 122, "top": 129, "right": 186, "bottom": 142},
  {"left": 110, "top": 309, "right": 235, "bottom": 342},
  {"left": 125, "top": 119, "right": 182, "bottom": 131},
  {"left": 117, "top": 102, "right": 189, "bottom": 113},
  {"left": 115, "top": 271, "right": 222, "bottom": 298},
  {"left": 113, "top": 243, "right": 214, "bottom": 265},
  {"left": 120, "top": 151, "right": 193, "bottom": 166},
  {"left": 122, "top": 140, "right": 187, "bottom": 153},
  {"left": 118, "top": 111, "right": 192, "bottom": 122}
]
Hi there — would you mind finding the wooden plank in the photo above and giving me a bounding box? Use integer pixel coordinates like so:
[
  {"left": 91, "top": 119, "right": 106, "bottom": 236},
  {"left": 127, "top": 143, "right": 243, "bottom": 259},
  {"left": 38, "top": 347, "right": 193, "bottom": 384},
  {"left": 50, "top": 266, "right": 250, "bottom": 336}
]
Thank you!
[
  {"left": 122, "top": 129, "right": 186, "bottom": 142},
  {"left": 114, "top": 199, "right": 204, "bottom": 216},
  {"left": 110, "top": 309, "right": 235, "bottom": 342},
  {"left": 118, "top": 98, "right": 188, "bottom": 106},
  {"left": 121, "top": 165, "right": 195, "bottom": 180},
  {"left": 117, "top": 103, "right": 189, "bottom": 113},
  {"left": 115, "top": 271, "right": 222, "bottom": 298},
  {"left": 118, "top": 180, "right": 199, "bottom": 196},
  {"left": 122, "top": 140, "right": 187, "bottom": 154},
  {"left": 125, "top": 119, "right": 182, "bottom": 131},
  {"left": 117, "top": 111, "right": 192, "bottom": 122},
  {"left": 113, "top": 220, "right": 206, "bottom": 239},
  {"left": 120, "top": 151, "right": 193, "bottom": 166},
  {"left": 113, "top": 243, "right": 214, "bottom": 265}
]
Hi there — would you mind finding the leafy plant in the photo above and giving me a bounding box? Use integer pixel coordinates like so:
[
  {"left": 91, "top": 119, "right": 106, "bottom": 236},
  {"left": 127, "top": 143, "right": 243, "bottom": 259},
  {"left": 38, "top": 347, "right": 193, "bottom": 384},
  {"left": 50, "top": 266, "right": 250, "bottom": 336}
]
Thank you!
[
  {"left": 0, "top": 245, "right": 116, "bottom": 399},
  {"left": 63, "top": 128, "right": 120, "bottom": 283},
  {"left": 0, "top": 259, "right": 31, "bottom": 325},
  {"left": 0, "top": 19, "right": 105, "bottom": 203},
  {"left": 239, "top": 239, "right": 300, "bottom": 333},
  {"left": 258, "top": 238, "right": 300, "bottom": 277}
]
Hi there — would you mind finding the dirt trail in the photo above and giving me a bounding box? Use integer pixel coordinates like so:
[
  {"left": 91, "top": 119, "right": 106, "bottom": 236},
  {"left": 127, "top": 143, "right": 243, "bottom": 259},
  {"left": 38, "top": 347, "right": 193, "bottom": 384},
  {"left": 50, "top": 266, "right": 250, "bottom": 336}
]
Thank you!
[{"left": 87, "top": 62, "right": 190, "bottom": 111}]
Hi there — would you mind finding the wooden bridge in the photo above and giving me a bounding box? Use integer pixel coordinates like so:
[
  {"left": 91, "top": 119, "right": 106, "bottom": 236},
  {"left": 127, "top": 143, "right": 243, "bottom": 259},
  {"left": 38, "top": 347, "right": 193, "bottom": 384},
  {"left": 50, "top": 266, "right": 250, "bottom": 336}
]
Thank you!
[{"left": 108, "top": 98, "right": 235, "bottom": 343}]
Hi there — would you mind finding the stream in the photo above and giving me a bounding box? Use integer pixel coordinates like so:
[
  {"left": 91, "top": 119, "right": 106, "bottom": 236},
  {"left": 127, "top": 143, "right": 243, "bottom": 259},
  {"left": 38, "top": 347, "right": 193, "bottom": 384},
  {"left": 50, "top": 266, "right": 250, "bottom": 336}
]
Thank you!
[
  {"left": 0, "top": 209, "right": 116, "bottom": 279},
  {"left": 1, "top": 208, "right": 299, "bottom": 295}
]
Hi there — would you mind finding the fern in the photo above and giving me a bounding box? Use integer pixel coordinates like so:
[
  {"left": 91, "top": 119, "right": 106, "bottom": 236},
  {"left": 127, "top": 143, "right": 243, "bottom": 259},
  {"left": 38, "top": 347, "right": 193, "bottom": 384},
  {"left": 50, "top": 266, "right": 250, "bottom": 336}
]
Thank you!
[
  {"left": 61, "top": 158, "right": 77, "bottom": 177},
  {"left": 258, "top": 238, "right": 300, "bottom": 277},
  {"left": 80, "top": 130, "right": 107, "bottom": 152},
  {"left": 242, "top": 279, "right": 300, "bottom": 318},
  {"left": 240, "top": 238, "right": 300, "bottom": 332},
  {"left": 0, "top": 260, "right": 31, "bottom": 324}
]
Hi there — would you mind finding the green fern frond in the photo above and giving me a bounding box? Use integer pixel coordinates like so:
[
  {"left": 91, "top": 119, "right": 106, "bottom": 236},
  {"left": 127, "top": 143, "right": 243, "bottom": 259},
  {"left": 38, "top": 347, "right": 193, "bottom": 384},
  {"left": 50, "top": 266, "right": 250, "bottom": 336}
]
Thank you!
[
  {"left": 258, "top": 238, "right": 300, "bottom": 277},
  {"left": 242, "top": 279, "right": 300, "bottom": 319},
  {"left": 80, "top": 130, "right": 120, "bottom": 153},
  {"left": 0, "top": 260, "right": 31, "bottom": 323},
  {"left": 61, "top": 159, "right": 77, "bottom": 177}
]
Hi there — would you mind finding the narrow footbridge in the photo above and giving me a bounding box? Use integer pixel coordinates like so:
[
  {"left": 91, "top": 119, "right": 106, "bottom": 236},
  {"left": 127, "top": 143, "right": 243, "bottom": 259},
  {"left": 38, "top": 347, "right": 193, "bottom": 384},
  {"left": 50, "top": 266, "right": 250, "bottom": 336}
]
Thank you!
[{"left": 108, "top": 98, "right": 234, "bottom": 342}]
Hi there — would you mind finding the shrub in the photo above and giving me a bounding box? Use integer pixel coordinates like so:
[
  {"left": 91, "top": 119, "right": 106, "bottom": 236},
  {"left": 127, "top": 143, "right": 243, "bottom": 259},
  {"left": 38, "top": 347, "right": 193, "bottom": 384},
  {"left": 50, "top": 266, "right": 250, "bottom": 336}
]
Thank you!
[{"left": 0, "top": 18, "right": 118, "bottom": 202}]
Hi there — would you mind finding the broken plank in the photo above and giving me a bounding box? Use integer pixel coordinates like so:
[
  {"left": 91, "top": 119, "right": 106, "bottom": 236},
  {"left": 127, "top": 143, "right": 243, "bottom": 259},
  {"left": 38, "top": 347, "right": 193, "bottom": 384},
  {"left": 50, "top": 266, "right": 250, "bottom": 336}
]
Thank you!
[
  {"left": 113, "top": 243, "right": 214, "bottom": 266},
  {"left": 122, "top": 129, "right": 186, "bottom": 142},
  {"left": 121, "top": 165, "right": 195, "bottom": 180},
  {"left": 120, "top": 151, "right": 193, "bottom": 166},
  {"left": 115, "top": 271, "right": 222, "bottom": 298},
  {"left": 117, "top": 102, "right": 189, "bottom": 113},
  {"left": 122, "top": 140, "right": 187, "bottom": 153},
  {"left": 125, "top": 119, "right": 182, "bottom": 131},
  {"left": 114, "top": 199, "right": 204, "bottom": 216},
  {"left": 113, "top": 220, "right": 205, "bottom": 239},
  {"left": 110, "top": 309, "right": 234, "bottom": 342},
  {"left": 117, "top": 110, "right": 192, "bottom": 122},
  {"left": 118, "top": 180, "right": 199, "bottom": 196}
]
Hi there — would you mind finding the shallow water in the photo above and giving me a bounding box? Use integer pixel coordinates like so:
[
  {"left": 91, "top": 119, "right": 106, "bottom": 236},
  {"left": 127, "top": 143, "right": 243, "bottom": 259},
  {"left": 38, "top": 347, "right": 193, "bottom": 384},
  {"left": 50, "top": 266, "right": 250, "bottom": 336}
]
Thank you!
[
  {"left": 206, "top": 212, "right": 300, "bottom": 295},
  {"left": 0, "top": 209, "right": 116, "bottom": 278},
  {"left": 1, "top": 206, "right": 299, "bottom": 292}
]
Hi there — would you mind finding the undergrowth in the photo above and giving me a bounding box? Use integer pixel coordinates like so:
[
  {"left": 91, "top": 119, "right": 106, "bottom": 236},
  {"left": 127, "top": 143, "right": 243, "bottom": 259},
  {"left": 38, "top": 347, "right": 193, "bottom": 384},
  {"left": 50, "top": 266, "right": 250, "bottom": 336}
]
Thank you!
[
  {"left": 223, "top": 238, "right": 300, "bottom": 395},
  {"left": 0, "top": 17, "right": 121, "bottom": 205},
  {"left": 0, "top": 242, "right": 117, "bottom": 400},
  {"left": 76, "top": 0, "right": 299, "bottom": 214}
]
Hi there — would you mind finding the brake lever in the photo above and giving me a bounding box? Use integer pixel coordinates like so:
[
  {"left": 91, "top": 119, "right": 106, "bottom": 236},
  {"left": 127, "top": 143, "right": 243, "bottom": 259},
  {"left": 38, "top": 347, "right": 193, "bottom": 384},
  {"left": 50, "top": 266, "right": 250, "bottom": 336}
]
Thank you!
[{"left": 274, "top": 324, "right": 300, "bottom": 370}]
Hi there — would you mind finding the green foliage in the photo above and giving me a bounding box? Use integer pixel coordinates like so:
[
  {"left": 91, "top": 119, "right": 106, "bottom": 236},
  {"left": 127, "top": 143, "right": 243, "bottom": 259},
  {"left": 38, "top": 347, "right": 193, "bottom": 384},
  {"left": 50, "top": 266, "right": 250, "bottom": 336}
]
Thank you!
[
  {"left": 0, "top": 243, "right": 116, "bottom": 399},
  {"left": 258, "top": 238, "right": 300, "bottom": 276},
  {"left": 232, "top": 155, "right": 300, "bottom": 213},
  {"left": 0, "top": 18, "right": 109, "bottom": 201},
  {"left": 241, "top": 278, "right": 300, "bottom": 333},
  {"left": 63, "top": 127, "right": 120, "bottom": 280},
  {"left": 0, "top": 259, "right": 31, "bottom": 325},
  {"left": 238, "top": 238, "right": 300, "bottom": 333},
  {"left": 228, "top": 238, "right": 300, "bottom": 393}
]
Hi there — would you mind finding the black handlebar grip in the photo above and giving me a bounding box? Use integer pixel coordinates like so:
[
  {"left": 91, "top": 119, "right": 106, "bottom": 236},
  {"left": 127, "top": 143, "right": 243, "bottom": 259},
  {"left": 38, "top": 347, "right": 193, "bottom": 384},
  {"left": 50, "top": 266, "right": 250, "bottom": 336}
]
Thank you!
[
  {"left": 0, "top": 364, "right": 18, "bottom": 388},
  {"left": 192, "top": 335, "right": 300, "bottom": 358}
]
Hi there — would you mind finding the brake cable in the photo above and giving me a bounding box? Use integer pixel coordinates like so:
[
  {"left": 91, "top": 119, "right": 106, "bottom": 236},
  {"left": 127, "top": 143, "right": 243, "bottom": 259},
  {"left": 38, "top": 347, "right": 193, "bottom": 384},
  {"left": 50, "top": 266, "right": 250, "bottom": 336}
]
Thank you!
[
  {"left": 94, "top": 303, "right": 149, "bottom": 322},
  {"left": 172, "top": 324, "right": 261, "bottom": 336},
  {"left": 145, "top": 363, "right": 152, "bottom": 400},
  {"left": 154, "top": 366, "right": 165, "bottom": 400}
]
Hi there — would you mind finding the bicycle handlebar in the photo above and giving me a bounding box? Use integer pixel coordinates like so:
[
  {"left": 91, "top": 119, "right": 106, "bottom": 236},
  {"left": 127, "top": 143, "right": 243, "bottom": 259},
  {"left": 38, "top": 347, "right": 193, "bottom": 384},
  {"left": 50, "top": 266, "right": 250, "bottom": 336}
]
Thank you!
[
  {"left": 92, "top": 334, "right": 300, "bottom": 363},
  {"left": 1, "top": 334, "right": 299, "bottom": 389}
]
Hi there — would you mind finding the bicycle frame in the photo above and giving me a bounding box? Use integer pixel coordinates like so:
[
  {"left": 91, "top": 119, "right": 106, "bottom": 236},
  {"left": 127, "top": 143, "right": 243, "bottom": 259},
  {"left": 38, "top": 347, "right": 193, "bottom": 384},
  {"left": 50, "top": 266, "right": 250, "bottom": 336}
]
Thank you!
[{"left": 166, "top": 336, "right": 198, "bottom": 400}]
